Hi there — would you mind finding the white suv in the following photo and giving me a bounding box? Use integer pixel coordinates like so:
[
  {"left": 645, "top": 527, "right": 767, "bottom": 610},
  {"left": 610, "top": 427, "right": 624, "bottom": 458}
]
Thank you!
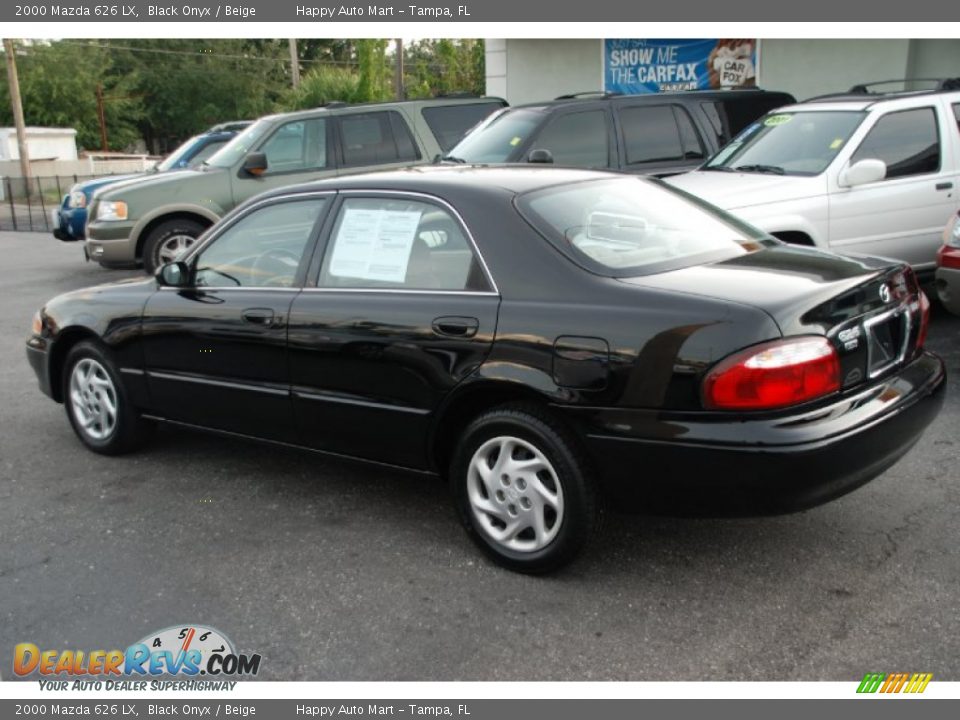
[{"left": 667, "top": 80, "right": 960, "bottom": 277}]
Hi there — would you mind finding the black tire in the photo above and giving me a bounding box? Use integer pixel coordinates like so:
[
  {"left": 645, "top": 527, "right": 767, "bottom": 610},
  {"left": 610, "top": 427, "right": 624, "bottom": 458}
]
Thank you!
[
  {"left": 62, "top": 340, "right": 153, "bottom": 455},
  {"left": 141, "top": 218, "right": 206, "bottom": 274},
  {"left": 450, "top": 403, "right": 600, "bottom": 573}
]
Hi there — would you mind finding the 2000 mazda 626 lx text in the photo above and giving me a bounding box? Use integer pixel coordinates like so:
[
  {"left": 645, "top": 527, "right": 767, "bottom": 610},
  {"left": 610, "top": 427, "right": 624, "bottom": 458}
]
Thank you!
[{"left": 26, "top": 167, "right": 946, "bottom": 572}]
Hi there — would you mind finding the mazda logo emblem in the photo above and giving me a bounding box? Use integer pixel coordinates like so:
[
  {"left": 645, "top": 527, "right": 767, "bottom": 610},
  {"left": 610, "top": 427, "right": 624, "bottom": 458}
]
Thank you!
[{"left": 879, "top": 284, "right": 892, "bottom": 303}]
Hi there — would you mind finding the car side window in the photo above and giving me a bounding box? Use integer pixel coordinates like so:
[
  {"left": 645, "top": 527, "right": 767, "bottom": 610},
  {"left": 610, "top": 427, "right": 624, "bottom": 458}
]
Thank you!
[
  {"left": 338, "top": 112, "right": 420, "bottom": 168},
  {"left": 318, "top": 197, "right": 490, "bottom": 292},
  {"left": 953, "top": 103, "right": 960, "bottom": 134},
  {"left": 259, "top": 118, "right": 328, "bottom": 174},
  {"left": 531, "top": 110, "right": 609, "bottom": 168},
  {"left": 620, "top": 105, "right": 701, "bottom": 166},
  {"left": 194, "top": 198, "right": 326, "bottom": 288},
  {"left": 185, "top": 139, "right": 228, "bottom": 168},
  {"left": 850, "top": 108, "right": 940, "bottom": 179},
  {"left": 422, "top": 102, "right": 506, "bottom": 153}
]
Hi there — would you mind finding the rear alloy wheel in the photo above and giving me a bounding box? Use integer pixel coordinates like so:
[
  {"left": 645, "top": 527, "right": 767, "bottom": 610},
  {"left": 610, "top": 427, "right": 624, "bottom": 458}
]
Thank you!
[
  {"left": 63, "top": 341, "right": 152, "bottom": 455},
  {"left": 142, "top": 218, "right": 206, "bottom": 274},
  {"left": 451, "top": 405, "right": 599, "bottom": 573}
]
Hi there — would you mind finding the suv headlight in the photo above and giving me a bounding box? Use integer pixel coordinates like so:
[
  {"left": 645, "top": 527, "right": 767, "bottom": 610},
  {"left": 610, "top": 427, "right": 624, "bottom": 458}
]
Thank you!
[
  {"left": 68, "top": 190, "right": 87, "bottom": 209},
  {"left": 97, "top": 200, "right": 128, "bottom": 221}
]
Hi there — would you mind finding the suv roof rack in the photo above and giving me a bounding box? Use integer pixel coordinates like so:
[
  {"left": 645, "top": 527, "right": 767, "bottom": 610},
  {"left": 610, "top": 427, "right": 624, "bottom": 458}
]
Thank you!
[
  {"left": 554, "top": 91, "right": 623, "bottom": 100},
  {"left": 806, "top": 78, "right": 960, "bottom": 103}
]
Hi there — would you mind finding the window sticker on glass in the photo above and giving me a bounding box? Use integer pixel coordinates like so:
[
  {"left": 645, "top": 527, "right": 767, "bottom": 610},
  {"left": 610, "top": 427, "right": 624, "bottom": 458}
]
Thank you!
[
  {"left": 328, "top": 208, "right": 423, "bottom": 283},
  {"left": 510, "top": 136, "right": 522, "bottom": 146},
  {"left": 829, "top": 138, "right": 844, "bottom": 150},
  {"left": 763, "top": 114, "right": 792, "bottom": 127}
]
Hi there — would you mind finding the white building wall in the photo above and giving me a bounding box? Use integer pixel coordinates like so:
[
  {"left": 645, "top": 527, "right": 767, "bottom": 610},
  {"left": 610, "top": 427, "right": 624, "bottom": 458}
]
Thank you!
[
  {"left": 489, "top": 39, "right": 603, "bottom": 105},
  {"left": 0, "top": 128, "right": 79, "bottom": 162}
]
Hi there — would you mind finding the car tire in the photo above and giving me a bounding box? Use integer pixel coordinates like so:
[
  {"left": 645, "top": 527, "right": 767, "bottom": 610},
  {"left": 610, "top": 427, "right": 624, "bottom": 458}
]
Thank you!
[
  {"left": 450, "top": 403, "right": 600, "bottom": 573},
  {"left": 63, "top": 340, "right": 153, "bottom": 455},
  {"left": 142, "top": 218, "right": 206, "bottom": 274}
]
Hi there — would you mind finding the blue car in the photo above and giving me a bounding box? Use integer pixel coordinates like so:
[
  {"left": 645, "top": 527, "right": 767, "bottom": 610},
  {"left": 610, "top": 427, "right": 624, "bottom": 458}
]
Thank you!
[{"left": 52, "top": 122, "right": 250, "bottom": 242}]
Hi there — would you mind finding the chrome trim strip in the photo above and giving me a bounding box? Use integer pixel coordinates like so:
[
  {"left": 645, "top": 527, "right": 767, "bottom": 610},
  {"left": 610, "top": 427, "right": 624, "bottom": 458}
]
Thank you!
[
  {"left": 147, "top": 370, "right": 289, "bottom": 396},
  {"left": 119, "top": 367, "right": 145, "bottom": 376},
  {"left": 158, "top": 286, "right": 301, "bottom": 292},
  {"left": 336, "top": 189, "right": 500, "bottom": 295},
  {"left": 292, "top": 388, "right": 431, "bottom": 415},
  {"left": 299, "top": 288, "right": 497, "bottom": 297}
]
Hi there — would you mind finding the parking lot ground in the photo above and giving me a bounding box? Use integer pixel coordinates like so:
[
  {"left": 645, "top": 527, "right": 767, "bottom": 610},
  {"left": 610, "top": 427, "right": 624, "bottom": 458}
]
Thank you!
[{"left": 1, "top": 230, "right": 959, "bottom": 681}]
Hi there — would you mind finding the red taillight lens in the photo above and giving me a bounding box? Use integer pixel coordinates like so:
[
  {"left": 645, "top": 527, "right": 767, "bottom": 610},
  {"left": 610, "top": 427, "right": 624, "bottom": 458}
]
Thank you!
[
  {"left": 703, "top": 337, "right": 841, "bottom": 411},
  {"left": 937, "top": 244, "right": 960, "bottom": 270},
  {"left": 916, "top": 290, "right": 930, "bottom": 350}
]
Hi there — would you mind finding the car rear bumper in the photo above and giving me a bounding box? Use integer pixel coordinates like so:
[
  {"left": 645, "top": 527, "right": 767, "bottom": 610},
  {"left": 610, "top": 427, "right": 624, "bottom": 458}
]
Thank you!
[{"left": 563, "top": 351, "right": 946, "bottom": 515}]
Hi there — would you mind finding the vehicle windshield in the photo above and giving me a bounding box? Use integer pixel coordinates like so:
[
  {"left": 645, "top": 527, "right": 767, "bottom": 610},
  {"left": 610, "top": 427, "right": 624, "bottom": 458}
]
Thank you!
[
  {"left": 704, "top": 110, "right": 866, "bottom": 176},
  {"left": 517, "top": 177, "right": 776, "bottom": 277},
  {"left": 446, "top": 109, "right": 542, "bottom": 163},
  {"left": 204, "top": 119, "right": 275, "bottom": 168},
  {"left": 155, "top": 135, "right": 203, "bottom": 172}
]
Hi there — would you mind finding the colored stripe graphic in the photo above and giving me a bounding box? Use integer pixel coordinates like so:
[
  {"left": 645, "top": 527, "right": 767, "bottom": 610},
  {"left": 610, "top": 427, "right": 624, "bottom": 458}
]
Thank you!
[{"left": 857, "top": 672, "right": 931, "bottom": 694}]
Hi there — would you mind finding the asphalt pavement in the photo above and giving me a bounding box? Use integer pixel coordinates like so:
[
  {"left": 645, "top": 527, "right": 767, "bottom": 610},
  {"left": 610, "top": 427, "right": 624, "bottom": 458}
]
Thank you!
[{"left": 1, "top": 230, "right": 958, "bottom": 681}]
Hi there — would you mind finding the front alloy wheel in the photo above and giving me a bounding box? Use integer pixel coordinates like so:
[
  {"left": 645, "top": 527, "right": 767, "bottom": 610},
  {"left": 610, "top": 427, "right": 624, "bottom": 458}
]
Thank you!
[{"left": 68, "top": 357, "right": 118, "bottom": 441}]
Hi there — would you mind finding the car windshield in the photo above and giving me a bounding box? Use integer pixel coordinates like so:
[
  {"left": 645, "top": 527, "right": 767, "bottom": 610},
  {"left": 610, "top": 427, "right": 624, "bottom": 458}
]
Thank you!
[
  {"left": 204, "top": 119, "right": 275, "bottom": 168},
  {"left": 154, "top": 135, "right": 204, "bottom": 172},
  {"left": 446, "top": 109, "right": 542, "bottom": 163},
  {"left": 517, "top": 177, "right": 775, "bottom": 277},
  {"left": 704, "top": 110, "right": 866, "bottom": 176}
]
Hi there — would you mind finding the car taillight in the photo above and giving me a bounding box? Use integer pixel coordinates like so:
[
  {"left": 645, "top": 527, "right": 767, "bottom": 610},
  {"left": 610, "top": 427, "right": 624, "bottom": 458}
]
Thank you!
[
  {"left": 936, "top": 244, "right": 960, "bottom": 270},
  {"left": 703, "top": 337, "right": 840, "bottom": 411},
  {"left": 916, "top": 290, "right": 930, "bottom": 350}
]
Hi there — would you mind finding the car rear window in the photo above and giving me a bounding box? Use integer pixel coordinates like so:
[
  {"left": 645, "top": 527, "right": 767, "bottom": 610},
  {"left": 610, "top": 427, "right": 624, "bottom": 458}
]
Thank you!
[
  {"left": 422, "top": 101, "right": 507, "bottom": 153},
  {"left": 516, "top": 177, "right": 774, "bottom": 277}
]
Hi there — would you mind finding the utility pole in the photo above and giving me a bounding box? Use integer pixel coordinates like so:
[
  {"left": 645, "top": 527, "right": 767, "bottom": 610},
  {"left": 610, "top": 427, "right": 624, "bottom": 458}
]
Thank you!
[
  {"left": 394, "top": 38, "right": 404, "bottom": 100},
  {"left": 3, "top": 38, "right": 31, "bottom": 184},
  {"left": 288, "top": 38, "right": 300, "bottom": 89},
  {"left": 95, "top": 83, "right": 108, "bottom": 151}
]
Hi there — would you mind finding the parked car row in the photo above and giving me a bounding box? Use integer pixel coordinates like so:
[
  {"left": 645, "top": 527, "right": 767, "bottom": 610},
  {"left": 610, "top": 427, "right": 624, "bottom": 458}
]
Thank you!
[{"left": 31, "top": 81, "right": 951, "bottom": 572}]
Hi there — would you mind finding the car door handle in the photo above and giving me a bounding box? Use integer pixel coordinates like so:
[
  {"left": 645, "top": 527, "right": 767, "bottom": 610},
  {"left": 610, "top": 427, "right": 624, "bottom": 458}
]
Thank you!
[
  {"left": 241, "top": 308, "right": 276, "bottom": 325},
  {"left": 936, "top": 182, "right": 953, "bottom": 191},
  {"left": 432, "top": 316, "right": 479, "bottom": 338}
]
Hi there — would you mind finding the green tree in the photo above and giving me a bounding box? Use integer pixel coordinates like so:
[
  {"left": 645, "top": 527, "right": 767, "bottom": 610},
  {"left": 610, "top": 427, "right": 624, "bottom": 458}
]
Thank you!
[
  {"left": 0, "top": 39, "right": 142, "bottom": 152},
  {"left": 356, "top": 39, "right": 391, "bottom": 102},
  {"left": 402, "top": 39, "right": 486, "bottom": 98}
]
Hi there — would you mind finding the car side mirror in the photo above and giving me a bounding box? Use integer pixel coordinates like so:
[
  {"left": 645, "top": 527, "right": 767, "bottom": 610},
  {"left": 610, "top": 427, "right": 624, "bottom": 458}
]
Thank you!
[
  {"left": 156, "top": 261, "right": 191, "bottom": 288},
  {"left": 839, "top": 159, "right": 886, "bottom": 188},
  {"left": 527, "top": 148, "right": 554, "bottom": 164},
  {"left": 242, "top": 151, "right": 268, "bottom": 176}
]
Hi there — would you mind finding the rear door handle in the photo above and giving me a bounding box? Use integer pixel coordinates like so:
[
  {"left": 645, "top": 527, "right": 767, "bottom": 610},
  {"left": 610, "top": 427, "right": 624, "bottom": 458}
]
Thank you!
[
  {"left": 241, "top": 308, "right": 276, "bottom": 325},
  {"left": 936, "top": 182, "right": 953, "bottom": 191},
  {"left": 432, "top": 316, "right": 479, "bottom": 338}
]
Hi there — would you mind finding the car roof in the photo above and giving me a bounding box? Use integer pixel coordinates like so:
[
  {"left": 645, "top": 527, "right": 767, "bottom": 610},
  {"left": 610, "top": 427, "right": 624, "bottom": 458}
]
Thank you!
[
  {"left": 252, "top": 96, "right": 508, "bottom": 124},
  {"left": 256, "top": 165, "right": 625, "bottom": 200},
  {"left": 508, "top": 88, "right": 794, "bottom": 113}
]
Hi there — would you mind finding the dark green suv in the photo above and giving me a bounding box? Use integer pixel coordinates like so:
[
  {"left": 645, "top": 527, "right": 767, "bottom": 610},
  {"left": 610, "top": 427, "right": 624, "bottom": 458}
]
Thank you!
[{"left": 85, "top": 96, "right": 506, "bottom": 272}]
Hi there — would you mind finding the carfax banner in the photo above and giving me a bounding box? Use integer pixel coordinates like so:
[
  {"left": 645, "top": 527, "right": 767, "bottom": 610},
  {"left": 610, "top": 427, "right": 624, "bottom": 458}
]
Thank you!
[{"left": 604, "top": 39, "right": 758, "bottom": 94}]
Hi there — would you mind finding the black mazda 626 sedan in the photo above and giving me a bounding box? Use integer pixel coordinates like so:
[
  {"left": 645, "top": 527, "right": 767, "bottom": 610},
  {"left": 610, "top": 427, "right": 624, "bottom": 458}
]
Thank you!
[{"left": 26, "top": 167, "right": 946, "bottom": 572}]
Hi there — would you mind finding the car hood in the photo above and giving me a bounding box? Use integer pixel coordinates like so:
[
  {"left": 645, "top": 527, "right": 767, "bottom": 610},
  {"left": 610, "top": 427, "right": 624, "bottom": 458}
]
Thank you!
[
  {"left": 74, "top": 174, "right": 143, "bottom": 195},
  {"left": 665, "top": 170, "right": 825, "bottom": 210},
  {"left": 621, "top": 244, "right": 903, "bottom": 336},
  {"left": 94, "top": 167, "right": 219, "bottom": 200}
]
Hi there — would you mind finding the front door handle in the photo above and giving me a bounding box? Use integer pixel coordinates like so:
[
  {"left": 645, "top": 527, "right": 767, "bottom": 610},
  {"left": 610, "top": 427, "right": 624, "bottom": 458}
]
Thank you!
[
  {"left": 936, "top": 182, "right": 953, "bottom": 191},
  {"left": 432, "top": 316, "right": 479, "bottom": 338},
  {"left": 242, "top": 308, "right": 276, "bottom": 325}
]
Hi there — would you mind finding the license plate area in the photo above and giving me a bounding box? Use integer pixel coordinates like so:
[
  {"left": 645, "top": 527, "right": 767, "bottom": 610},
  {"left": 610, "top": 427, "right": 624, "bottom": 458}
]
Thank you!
[{"left": 863, "top": 304, "right": 911, "bottom": 379}]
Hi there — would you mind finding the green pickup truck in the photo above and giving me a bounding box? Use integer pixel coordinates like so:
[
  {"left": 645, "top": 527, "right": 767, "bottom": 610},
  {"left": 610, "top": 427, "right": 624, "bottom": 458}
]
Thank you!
[{"left": 84, "top": 96, "right": 506, "bottom": 272}]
